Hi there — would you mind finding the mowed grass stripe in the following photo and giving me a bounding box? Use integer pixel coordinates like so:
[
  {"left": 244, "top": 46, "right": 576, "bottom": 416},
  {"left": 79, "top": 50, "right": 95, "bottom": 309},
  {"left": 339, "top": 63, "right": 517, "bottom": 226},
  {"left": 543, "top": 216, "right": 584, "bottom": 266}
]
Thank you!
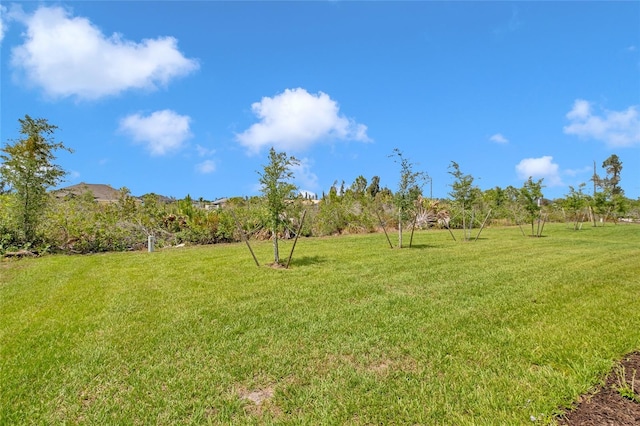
[{"left": 1, "top": 224, "right": 639, "bottom": 424}]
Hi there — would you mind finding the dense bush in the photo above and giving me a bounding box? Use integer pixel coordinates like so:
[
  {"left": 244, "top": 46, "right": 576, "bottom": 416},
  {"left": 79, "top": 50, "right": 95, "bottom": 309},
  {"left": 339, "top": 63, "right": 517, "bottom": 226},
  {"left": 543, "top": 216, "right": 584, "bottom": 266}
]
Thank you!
[
  {"left": 0, "top": 195, "right": 18, "bottom": 252},
  {"left": 35, "top": 192, "right": 237, "bottom": 254},
  {"left": 2, "top": 187, "right": 639, "bottom": 256}
]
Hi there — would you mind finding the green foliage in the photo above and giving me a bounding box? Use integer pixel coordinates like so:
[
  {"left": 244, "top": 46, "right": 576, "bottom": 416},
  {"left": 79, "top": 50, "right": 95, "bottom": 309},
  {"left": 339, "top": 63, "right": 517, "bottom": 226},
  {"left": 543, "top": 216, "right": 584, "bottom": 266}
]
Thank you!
[
  {"left": 312, "top": 180, "right": 378, "bottom": 237},
  {"left": 0, "top": 115, "right": 72, "bottom": 244},
  {"left": 310, "top": 185, "right": 393, "bottom": 238},
  {"left": 588, "top": 154, "right": 625, "bottom": 225},
  {"left": 481, "top": 186, "right": 518, "bottom": 226},
  {"left": 447, "top": 161, "right": 477, "bottom": 208},
  {"left": 2, "top": 126, "right": 635, "bottom": 257},
  {"left": 0, "top": 194, "right": 18, "bottom": 252},
  {"left": 602, "top": 154, "right": 623, "bottom": 196},
  {"left": 591, "top": 189, "right": 610, "bottom": 225},
  {"left": 563, "top": 183, "right": 588, "bottom": 230},
  {"left": 258, "top": 147, "right": 300, "bottom": 263},
  {"left": 519, "top": 177, "right": 544, "bottom": 236},
  {"left": 391, "top": 149, "right": 425, "bottom": 221},
  {"left": 350, "top": 175, "right": 367, "bottom": 195},
  {"left": 366, "top": 175, "right": 381, "bottom": 198},
  {"left": 611, "top": 193, "right": 629, "bottom": 221},
  {"left": 448, "top": 161, "right": 481, "bottom": 238},
  {"left": 38, "top": 191, "right": 236, "bottom": 254},
  {"left": 313, "top": 185, "right": 349, "bottom": 236},
  {"left": 614, "top": 365, "right": 639, "bottom": 403},
  {"left": 390, "top": 149, "right": 426, "bottom": 247}
]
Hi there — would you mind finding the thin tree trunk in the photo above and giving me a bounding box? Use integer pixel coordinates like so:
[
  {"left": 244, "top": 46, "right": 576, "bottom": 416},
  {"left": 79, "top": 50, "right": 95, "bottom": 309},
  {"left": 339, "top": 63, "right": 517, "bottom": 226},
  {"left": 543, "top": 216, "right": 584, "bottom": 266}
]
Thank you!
[
  {"left": 273, "top": 234, "right": 279, "bottom": 264},
  {"left": 462, "top": 205, "right": 467, "bottom": 241},
  {"left": 536, "top": 211, "right": 543, "bottom": 237}
]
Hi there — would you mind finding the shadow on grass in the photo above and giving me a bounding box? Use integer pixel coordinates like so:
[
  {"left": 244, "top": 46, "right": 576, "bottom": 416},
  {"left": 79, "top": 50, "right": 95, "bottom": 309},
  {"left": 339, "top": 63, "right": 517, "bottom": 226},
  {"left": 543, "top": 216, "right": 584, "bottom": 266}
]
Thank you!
[
  {"left": 289, "top": 255, "right": 327, "bottom": 267},
  {"left": 406, "top": 244, "right": 440, "bottom": 249}
]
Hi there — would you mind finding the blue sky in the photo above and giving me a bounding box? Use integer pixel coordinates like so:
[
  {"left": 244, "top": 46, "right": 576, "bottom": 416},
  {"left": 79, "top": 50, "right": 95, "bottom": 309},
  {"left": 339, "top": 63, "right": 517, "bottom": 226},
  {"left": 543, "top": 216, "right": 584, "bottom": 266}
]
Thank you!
[{"left": 1, "top": 1, "right": 639, "bottom": 201}]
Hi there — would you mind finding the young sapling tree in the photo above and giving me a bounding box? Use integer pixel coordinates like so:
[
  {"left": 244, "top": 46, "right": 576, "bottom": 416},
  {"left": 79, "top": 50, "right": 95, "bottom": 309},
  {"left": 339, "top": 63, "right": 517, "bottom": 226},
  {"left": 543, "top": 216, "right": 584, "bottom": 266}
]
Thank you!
[
  {"left": 519, "top": 177, "right": 544, "bottom": 237},
  {"left": 389, "top": 148, "right": 426, "bottom": 248},
  {"left": 563, "top": 183, "right": 588, "bottom": 230},
  {"left": 258, "top": 147, "right": 299, "bottom": 265},
  {"left": 0, "top": 115, "right": 72, "bottom": 245},
  {"left": 447, "top": 161, "right": 480, "bottom": 241}
]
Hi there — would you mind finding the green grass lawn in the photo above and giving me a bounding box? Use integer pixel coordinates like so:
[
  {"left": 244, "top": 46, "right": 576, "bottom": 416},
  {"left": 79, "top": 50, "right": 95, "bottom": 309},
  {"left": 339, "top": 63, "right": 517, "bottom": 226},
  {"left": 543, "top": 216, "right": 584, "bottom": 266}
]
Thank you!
[{"left": 1, "top": 223, "right": 639, "bottom": 425}]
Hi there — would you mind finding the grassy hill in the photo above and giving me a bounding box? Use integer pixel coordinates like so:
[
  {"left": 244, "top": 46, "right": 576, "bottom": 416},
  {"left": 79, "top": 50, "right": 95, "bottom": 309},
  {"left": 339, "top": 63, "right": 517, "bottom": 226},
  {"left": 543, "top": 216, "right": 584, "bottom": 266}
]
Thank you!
[{"left": 1, "top": 224, "right": 639, "bottom": 424}]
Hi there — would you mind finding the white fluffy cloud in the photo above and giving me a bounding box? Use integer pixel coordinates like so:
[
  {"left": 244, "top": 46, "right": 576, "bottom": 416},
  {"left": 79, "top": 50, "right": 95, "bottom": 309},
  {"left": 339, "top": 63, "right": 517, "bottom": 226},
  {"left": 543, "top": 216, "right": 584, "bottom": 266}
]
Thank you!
[
  {"left": 0, "top": 5, "right": 7, "bottom": 44},
  {"left": 195, "top": 160, "right": 216, "bottom": 174},
  {"left": 291, "top": 158, "right": 319, "bottom": 191},
  {"left": 563, "top": 166, "right": 592, "bottom": 177},
  {"left": 10, "top": 6, "right": 198, "bottom": 100},
  {"left": 236, "top": 88, "right": 370, "bottom": 154},
  {"left": 515, "top": 156, "right": 563, "bottom": 186},
  {"left": 563, "top": 99, "right": 640, "bottom": 147},
  {"left": 195, "top": 144, "right": 216, "bottom": 157},
  {"left": 119, "top": 110, "right": 192, "bottom": 156},
  {"left": 489, "top": 133, "right": 508, "bottom": 144}
]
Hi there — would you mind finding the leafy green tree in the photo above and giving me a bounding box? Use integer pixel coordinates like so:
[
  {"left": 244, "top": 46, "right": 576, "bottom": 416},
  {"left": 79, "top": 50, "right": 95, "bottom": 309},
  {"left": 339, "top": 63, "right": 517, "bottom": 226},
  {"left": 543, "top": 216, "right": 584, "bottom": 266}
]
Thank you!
[
  {"left": 138, "top": 193, "right": 166, "bottom": 236},
  {"left": 601, "top": 154, "right": 625, "bottom": 222},
  {"left": 563, "top": 183, "right": 588, "bottom": 230},
  {"left": 483, "top": 186, "right": 513, "bottom": 223},
  {"left": 0, "top": 193, "right": 17, "bottom": 252},
  {"left": 314, "top": 189, "right": 345, "bottom": 236},
  {"left": 0, "top": 115, "right": 72, "bottom": 244},
  {"left": 366, "top": 175, "right": 380, "bottom": 199},
  {"left": 258, "top": 147, "right": 299, "bottom": 264},
  {"left": 350, "top": 175, "right": 368, "bottom": 195},
  {"left": 44, "top": 190, "right": 100, "bottom": 253},
  {"left": 591, "top": 189, "right": 610, "bottom": 226},
  {"left": 343, "top": 175, "right": 376, "bottom": 233},
  {"left": 602, "top": 154, "right": 623, "bottom": 196},
  {"left": 589, "top": 155, "right": 624, "bottom": 225},
  {"left": 611, "top": 193, "right": 629, "bottom": 222},
  {"left": 519, "top": 177, "right": 544, "bottom": 236},
  {"left": 448, "top": 161, "right": 480, "bottom": 240},
  {"left": 390, "top": 149, "right": 426, "bottom": 248}
]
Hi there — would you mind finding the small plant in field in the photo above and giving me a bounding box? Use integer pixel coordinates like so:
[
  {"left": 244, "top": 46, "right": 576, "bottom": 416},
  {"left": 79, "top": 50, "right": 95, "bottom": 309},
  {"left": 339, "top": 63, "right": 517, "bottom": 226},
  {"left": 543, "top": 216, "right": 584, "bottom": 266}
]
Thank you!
[{"left": 614, "top": 365, "right": 639, "bottom": 403}]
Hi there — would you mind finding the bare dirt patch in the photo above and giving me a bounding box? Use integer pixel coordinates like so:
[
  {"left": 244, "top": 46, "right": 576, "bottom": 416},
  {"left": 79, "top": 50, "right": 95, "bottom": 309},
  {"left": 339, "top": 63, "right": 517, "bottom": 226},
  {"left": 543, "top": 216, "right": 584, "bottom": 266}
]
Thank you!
[
  {"left": 556, "top": 352, "right": 640, "bottom": 425},
  {"left": 238, "top": 386, "right": 281, "bottom": 418},
  {"left": 266, "top": 262, "right": 287, "bottom": 270}
]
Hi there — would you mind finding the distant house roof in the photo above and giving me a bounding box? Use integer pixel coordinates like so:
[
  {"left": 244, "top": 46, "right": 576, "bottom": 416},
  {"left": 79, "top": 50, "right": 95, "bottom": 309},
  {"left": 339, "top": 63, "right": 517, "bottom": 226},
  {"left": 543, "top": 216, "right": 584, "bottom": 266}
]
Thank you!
[
  {"left": 208, "top": 198, "right": 228, "bottom": 209},
  {"left": 54, "top": 183, "right": 122, "bottom": 202}
]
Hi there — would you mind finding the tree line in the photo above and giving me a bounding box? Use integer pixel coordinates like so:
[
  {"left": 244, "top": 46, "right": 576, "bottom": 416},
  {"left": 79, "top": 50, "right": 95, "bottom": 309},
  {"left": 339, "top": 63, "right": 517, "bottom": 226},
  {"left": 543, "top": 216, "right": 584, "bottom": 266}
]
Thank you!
[{"left": 2, "top": 115, "right": 638, "bottom": 258}]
